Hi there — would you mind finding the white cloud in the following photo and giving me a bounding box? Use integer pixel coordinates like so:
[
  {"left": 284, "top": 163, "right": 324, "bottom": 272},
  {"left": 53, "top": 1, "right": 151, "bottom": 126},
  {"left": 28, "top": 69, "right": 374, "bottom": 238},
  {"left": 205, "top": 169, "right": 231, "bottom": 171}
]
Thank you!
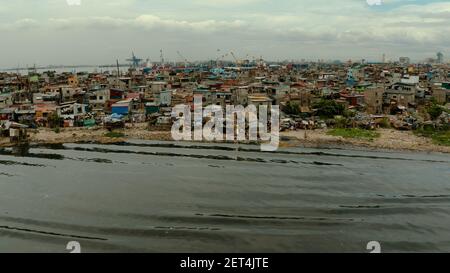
[
  {"left": 133, "top": 15, "right": 247, "bottom": 33},
  {"left": 0, "top": 18, "right": 38, "bottom": 30},
  {"left": 192, "top": 0, "right": 266, "bottom": 7},
  {"left": 0, "top": 0, "right": 449, "bottom": 66}
]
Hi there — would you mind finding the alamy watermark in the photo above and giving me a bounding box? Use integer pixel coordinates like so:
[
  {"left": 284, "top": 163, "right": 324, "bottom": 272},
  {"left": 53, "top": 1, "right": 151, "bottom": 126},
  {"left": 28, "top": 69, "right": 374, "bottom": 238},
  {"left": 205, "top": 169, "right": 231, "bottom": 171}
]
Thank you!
[
  {"left": 367, "top": 241, "right": 381, "bottom": 253},
  {"left": 64, "top": 240, "right": 380, "bottom": 253},
  {"left": 171, "top": 96, "right": 280, "bottom": 151},
  {"left": 366, "top": 0, "right": 383, "bottom": 6},
  {"left": 66, "top": 0, "right": 81, "bottom": 6},
  {"left": 66, "top": 241, "right": 81, "bottom": 253}
]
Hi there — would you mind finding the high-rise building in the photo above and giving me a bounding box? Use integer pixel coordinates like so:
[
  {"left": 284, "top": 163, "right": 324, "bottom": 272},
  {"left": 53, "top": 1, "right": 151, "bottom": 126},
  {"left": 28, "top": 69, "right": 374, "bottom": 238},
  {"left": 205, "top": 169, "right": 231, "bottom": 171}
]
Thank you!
[
  {"left": 437, "top": 52, "right": 444, "bottom": 64},
  {"left": 399, "top": 57, "right": 410, "bottom": 65}
]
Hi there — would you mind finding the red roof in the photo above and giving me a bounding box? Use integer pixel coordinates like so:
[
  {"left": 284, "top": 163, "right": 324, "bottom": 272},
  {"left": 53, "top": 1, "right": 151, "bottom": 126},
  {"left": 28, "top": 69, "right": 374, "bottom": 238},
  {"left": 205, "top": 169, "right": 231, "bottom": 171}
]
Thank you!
[{"left": 126, "top": 93, "right": 141, "bottom": 99}]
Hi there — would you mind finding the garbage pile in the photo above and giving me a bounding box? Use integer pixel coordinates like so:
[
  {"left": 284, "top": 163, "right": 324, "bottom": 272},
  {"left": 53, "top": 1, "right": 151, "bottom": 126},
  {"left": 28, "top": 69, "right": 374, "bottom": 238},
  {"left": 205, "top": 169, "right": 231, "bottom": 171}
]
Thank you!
[
  {"left": 389, "top": 115, "right": 422, "bottom": 130},
  {"left": 280, "top": 118, "right": 323, "bottom": 131}
]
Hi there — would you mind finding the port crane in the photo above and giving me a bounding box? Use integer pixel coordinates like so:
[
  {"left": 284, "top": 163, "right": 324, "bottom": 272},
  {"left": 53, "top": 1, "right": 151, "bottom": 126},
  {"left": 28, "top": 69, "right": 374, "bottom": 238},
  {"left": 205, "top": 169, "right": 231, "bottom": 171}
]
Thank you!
[
  {"left": 230, "top": 51, "right": 255, "bottom": 68},
  {"left": 126, "top": 52, "right": 143, "bottom": 68},
  {"left": 215, "top": 52, "right": 230, "bottom": 68},
  {"left": 245, "top": 54, "right": 265, "bottom": 67},
  {"left": 230, "top": 51, "right": 242, "bottom": 67},
  {"left": 176, "top": 51, "right": 190, "bottom": 67}
]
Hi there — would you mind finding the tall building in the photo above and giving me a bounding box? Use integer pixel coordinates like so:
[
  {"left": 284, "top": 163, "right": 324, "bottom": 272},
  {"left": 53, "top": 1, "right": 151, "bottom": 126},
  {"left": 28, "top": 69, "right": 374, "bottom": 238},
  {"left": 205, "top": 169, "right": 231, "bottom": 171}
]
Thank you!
[
  {"left": 346, "top": 68, "right": 356, "bottom": 87},
  {"left": 399, "top": 57, "right": 410, "bottom": 65},
  {"left": 437, "top": 52, "right": 444, "bottom": 64},
  {"left": 364, "top": 87, "right": 384, "bottom": 115}
]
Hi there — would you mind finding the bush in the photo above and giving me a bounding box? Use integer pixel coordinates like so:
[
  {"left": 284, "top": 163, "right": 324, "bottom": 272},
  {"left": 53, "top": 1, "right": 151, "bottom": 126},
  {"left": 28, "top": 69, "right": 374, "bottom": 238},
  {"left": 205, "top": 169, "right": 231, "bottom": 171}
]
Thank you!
[
  {"left": 427, "top": 104, "right": 443, "bottom": 120},
  {"left": 343, "top": 110, "right": 356, "bottom": 118},
  {"left": 48, "top": 112, "right": 63, "bottom": 129},
  {"left": 334, "top": 116, "right": 349, "bottom": 129},
  {"left": 379, "top": 117, "right": 391, "bottom": 129}
]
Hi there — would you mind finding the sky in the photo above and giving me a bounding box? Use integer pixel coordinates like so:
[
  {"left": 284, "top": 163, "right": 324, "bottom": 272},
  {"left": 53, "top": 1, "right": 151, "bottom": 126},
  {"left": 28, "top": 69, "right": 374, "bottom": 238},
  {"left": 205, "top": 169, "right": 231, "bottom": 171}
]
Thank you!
[{"left": 0, "top": 0, "right": 449, "bottom": 67}]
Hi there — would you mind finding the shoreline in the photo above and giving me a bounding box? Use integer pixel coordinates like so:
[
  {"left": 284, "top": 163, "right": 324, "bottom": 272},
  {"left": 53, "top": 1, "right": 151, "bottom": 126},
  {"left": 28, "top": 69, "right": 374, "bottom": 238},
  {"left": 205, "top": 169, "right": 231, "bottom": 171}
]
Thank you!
[
  {"left": 1, "top": 125, "right": 449, "bottom": 154},
  {"left": 280, "top": 129, "right": 450, "bottom": 154}
]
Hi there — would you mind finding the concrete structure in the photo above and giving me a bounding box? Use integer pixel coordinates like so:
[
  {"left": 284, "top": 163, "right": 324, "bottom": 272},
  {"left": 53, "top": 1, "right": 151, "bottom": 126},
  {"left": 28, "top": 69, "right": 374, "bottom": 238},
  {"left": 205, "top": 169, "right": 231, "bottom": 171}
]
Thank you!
[
  {"left": 112, "top": 99, "right": 133, "bottom": 115},
  {"left": 437, "top": 52, "right": 444, "bottom": 64},
  {"left": 364, "top": 87, "right": 384, "bottom": 114},
  {"left": 89, "top": 89, "right": 110, "bottom": 111},
  {"left": 384, "top": 83, "right": 416, "bottom": 107},
  {"left": 155, "top": 90, "right": 172, "bottom": 107}
]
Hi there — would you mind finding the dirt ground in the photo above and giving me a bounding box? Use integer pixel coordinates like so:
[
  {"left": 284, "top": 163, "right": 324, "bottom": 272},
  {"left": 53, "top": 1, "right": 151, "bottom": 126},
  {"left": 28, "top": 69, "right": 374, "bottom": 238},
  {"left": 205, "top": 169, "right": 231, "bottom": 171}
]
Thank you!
[
  {"left": 1, "top": 124, "right": 449, "bottom": 153},
  {"left": 282, "top": 129, "right": 450, "bottom": 153},
  {"left": 26, "top": 124, "right": 173, "bottom": 144}
]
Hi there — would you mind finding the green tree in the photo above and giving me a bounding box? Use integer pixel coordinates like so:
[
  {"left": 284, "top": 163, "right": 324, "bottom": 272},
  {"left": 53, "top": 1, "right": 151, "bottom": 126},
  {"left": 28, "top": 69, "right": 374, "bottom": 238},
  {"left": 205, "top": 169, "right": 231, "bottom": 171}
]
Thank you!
[
  {"left": 427, "top": 104, "right": 443, "bottom": 120},
  {"left": 283, "top": 101, "right": 300, "bottom": 115},
  {"left": 313, "top": 99, "right": 345, "bottom": 119},
  {"left": 48, "top": 112, "right": 62, "bottom": 129}
]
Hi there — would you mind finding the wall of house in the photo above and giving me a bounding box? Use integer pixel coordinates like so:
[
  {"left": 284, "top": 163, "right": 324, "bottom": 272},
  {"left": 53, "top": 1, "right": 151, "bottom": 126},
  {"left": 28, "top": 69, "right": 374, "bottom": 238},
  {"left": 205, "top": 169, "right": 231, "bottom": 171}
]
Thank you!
[{"left": 364, "top": 88, "right": 383, "bottom": 114}]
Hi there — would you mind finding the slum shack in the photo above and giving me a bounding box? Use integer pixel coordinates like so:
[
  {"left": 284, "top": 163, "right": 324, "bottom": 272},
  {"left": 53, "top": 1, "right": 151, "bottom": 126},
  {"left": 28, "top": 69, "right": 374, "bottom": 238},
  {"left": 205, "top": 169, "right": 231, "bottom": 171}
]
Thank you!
[
  {"left": 0, "top": 121, "right": 29, "bottom": 144},
  {"left": 148, "top": 107, "right": 172, "bottom": 131},
  {"left": 145, "top": 102, "right": 160, "bottom": 116},
  {"left": 104, "top": 114, "right": 125, "bottom": 131}
]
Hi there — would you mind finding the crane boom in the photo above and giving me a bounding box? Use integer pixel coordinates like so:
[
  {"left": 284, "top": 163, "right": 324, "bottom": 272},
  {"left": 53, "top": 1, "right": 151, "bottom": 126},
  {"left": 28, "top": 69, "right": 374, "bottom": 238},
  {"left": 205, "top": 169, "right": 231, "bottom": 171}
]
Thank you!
[
  {"left": 177, "top": 51, "right": 189, "bottom": 67},
  {"left": 230, "top": 51, "right": 239, "bottom": 65}
]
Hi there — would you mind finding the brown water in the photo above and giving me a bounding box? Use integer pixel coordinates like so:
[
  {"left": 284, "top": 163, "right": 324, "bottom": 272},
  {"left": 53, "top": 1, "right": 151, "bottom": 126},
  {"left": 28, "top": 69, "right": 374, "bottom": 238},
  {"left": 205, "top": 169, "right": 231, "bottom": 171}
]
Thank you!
[{"left": 0, "top": 141, "right": 449, "bottom": 253}]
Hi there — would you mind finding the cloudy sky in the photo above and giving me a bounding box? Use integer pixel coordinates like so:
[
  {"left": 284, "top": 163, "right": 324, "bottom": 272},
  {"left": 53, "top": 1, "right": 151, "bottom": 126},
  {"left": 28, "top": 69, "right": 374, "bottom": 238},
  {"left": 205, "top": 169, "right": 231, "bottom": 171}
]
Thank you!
[{"left": 0, "top": 0, "right": 449, "bottom": 67}]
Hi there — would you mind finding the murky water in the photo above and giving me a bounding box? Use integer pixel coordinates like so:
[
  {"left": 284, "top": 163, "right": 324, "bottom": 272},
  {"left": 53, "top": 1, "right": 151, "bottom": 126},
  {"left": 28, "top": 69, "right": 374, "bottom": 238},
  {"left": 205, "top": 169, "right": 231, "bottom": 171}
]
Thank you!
[{"left": 0, "top": 141, "right": 449, "bottom": 253}]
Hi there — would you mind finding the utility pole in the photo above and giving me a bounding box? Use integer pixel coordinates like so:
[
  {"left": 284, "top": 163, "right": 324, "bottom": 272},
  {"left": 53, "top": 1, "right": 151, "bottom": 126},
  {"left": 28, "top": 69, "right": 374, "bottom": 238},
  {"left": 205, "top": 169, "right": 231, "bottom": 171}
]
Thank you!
[
  {"left": 235, "top": 121, "right": 239, "bottom": 161},
  {"left": 116, "top": 59, "right": 120, "bottom": 88}
]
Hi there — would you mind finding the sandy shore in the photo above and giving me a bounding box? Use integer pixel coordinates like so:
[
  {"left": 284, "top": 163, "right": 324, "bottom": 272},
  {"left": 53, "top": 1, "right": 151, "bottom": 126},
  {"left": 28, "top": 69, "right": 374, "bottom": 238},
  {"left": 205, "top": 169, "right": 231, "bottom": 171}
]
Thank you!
[{"left": 1, "top": 124, "right": 449, "bottom": 153}]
